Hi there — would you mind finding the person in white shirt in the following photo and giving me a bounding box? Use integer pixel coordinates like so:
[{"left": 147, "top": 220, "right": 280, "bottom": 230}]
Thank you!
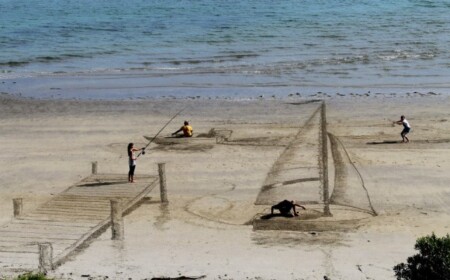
[
  {"left": 127, "top": 142, "right": 144, "bottom": 183},
  {"left": 393, "top": 115, "right": 411, "bottom": 143}
]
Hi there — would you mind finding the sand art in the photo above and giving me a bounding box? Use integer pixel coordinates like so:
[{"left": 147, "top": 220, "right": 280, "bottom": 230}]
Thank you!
[{"left": 1, "top": 94, "right": 449, "bottom": 279}]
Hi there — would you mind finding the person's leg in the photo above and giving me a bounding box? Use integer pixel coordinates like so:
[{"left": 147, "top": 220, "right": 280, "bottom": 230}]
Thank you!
[
  {"left": 401, "top": 130, "right": 407, "bottom": 142},
  {"left": 128, "top": 166, "right": 132, "bottom": 182},
  {"left": 130, "top": 165, "right": 136, "bottom": 182},
  {"left": 292, "top": 205, "right": 299, "bottom": 216},
  {"left": 401, "top": 128, "right": 410, "bottom": 143}
]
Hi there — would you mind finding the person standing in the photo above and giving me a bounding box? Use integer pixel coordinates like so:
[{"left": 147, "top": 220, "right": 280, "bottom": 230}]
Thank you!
[
  {"left": 393, "top": 115, "right": 411, "bottom": 143},
  {"left": 128, "top": 143, "right": 143, "bottom": 183}
]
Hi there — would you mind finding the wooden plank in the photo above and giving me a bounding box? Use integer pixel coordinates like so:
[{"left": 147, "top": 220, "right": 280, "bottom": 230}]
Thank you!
[
  {"left": 57, "top": 193, "right": 134, "bottom": 199},
  {"left": 0, "top": 235, "right": 78, "bottom": 242},
  {"left": 28, "top": 211, "right": 108, "bottom": 219},
  {"left": 0, "top": 225, "right": 89, "bottom": 235},
  {"left": 0, "top": 230, "right": 82, "bottom": 239},
  {"left": 43, "top": 200, "right": 111, "bottom": 206},
  {"left": 54, "top": 194, "right": 116, "bottom": 200},
  {"left": 20, "top": 214, "right": 104, "bottom": 223},
  {"left": 0, "top": 241, "right": 31, "bottom": 248},
  {"left": 35, "top": 207, "right": 110, "bottom": 215},
  {"left": 36, "top": 205, "right": 110, "bottom": 212},
  {"left": 33, "top": 209, "right": 110, "bottom": 216},
  {"left": 0, "top": 244, "right": 68, "bottom": 255},
  {"left": 60, "top": 192, "right": 137, "bottom": 197},
  {"left": 11, "top": 219, "right": 95, "bottom": 228},
  {"left": 0, "top": 247, "right": 37, "bottom": 253},
  {"left": 66, "top": 187, "right": 140, "bottom": 193},
  {"left": 70, "top": 184, "right": 145, "bottom": 190}
]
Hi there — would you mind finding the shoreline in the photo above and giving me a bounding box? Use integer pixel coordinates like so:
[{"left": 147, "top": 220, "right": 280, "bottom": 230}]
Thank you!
[
  {"left": 1, "top": 72, "right": 449, "bottom": 101},
  {"left": 1, "top": 85, "right": 448, "bottom": 102}
]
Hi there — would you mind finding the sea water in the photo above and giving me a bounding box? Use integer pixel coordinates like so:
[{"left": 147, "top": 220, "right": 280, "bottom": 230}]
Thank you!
[{"left": 0, "top": 0, "right": 449, "bottom": 99}]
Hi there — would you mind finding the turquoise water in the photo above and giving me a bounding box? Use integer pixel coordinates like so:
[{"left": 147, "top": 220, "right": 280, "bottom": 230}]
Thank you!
[{"left": 1, "top": 0, "right": 449, "bottom": 99}]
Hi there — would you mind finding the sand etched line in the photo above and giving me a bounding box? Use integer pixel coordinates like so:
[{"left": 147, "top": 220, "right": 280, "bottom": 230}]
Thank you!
[
  {"left": 255, "top": 103, "right": 322, "bottom": 206},
  {"left": 253, "top": 102, "right": 377, "bottom": 231},
  {"left": 328, "top": 133, "right": 378, "bottom": 216}
]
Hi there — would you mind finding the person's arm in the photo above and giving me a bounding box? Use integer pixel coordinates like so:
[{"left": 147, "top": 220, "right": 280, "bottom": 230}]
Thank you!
[
  {"left": 271, "top": 206, "right": 275, "bottom": 215},
  {"left": 393, "top": 120, "right": 402, "bottom": 125},
  {"left": 294, "top": 203, "right": 306, "bottom": 210},
  {"left": 172, "top": 127, "right": 182, "bottom": 135},
  {"left": 131, "top": 147, "right": 145, "bottom": 158}
]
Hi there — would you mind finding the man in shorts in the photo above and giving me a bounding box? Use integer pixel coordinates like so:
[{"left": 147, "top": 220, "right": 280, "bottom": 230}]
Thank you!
[{"left": 393, "top": 115, "right": 411, "bottom": 143}]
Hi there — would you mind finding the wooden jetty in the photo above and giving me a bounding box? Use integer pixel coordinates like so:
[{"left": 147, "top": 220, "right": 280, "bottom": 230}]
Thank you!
[{"left": 0, "top": 173, "right": 158, "bottom": 274}]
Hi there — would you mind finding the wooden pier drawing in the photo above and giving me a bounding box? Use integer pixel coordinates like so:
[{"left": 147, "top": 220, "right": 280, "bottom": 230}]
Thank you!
[{"left": 0, "top": 173, "right": 159, "bottom": 273}]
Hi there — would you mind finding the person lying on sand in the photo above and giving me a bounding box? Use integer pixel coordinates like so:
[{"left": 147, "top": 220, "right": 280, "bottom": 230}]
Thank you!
[
  {"left": 172, "top": 121, "right": 193, "bottom": 137},
  {"left": 393, "top": 115, "right": 411, "bottom": 143},
  {"left": 271, "top": 200, "right": 306, "bottom": 217}
]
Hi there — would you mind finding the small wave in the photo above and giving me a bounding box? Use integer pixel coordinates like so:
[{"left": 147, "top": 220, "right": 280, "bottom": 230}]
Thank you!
[
  {"left": 0, "top": 51, "right": 116, "bottom": 67},
  {"left": 36, "top": 56, "right": 64, "bottom": 62},
  {"left": 377, "top": 50, "right": 420, "bottom": 61},
  {"left": 219, "top": 53, "right": 259, "bottom": 59},
  {"left": 63, "top": 54, "right": 89, "bottom": 58},
  {"left": 316, "top": 34, "right": 347, "bottom": 40},
  {"left": 168, "top": 60, "right": 204, "bottom": 65},
  {"left": 78, "top": 26, "right": 122, "bottom": 32},
  {"left": 0, "top": 61, "right": 30, "bottom": 67},
  {"left": 161, "top": 53, "right": 259, "bottom": 66}
]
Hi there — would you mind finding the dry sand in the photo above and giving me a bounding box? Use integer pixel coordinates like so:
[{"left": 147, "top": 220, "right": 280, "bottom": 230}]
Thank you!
[{"left": 1, "top": 92, "right": 449, "bottom": 279}]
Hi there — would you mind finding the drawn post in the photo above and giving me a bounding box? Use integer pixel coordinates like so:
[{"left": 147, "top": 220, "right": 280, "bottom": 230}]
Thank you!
[
  {"left": 38, "top": 242, "right": 53, "bottom": 273},
  {"left": 321, "top": 102, "right": 332, "bottom": 216},
  {"left": 13, "top": 198, "right": 23, "bottom": 217},
  {"left": 110, "top": 199, "right": 124, "bottom": 240},
  {"left": 158, "top": 163, "right": 168, "bottom": 203},
  {"left": 92, "top": 161, "right": 98, "bottom": 174}
]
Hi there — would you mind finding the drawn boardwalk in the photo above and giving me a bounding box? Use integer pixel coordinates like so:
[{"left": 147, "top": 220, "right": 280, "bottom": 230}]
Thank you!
[{"left": 0, "top": 173, "right": 158, "bottom": 274}]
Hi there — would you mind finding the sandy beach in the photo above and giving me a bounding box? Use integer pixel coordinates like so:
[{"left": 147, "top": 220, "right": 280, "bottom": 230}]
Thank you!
[{"left": 1, "top": 92, "right": 449, "bottom": 279}]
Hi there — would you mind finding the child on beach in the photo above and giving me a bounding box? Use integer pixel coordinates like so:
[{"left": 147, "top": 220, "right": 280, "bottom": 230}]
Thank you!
[
  {"left": 393, "top": 115, "right": 411, "bottom": 143},
  {"left": 128, "top": 143, "right": 144, "bottom": 183}
]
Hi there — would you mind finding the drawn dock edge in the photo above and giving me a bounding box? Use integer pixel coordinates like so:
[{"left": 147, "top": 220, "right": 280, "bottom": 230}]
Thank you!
[{"left": 50, "top": 175, "right": 159, "bottom": 268}]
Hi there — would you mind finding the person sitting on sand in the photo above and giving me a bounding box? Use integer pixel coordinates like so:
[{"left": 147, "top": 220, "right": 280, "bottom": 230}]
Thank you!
[
  {"left": 271, "top": 200, "right": 306, "bottom": 217},
  {"left": 128, "top": 142, "right": 144, "bottom": 183},
  {"left": 172, "top": 121, "right": 193, "bottom": 137},
  {"left": 393, "top": 115, "right": 411, "bottom": 143}
]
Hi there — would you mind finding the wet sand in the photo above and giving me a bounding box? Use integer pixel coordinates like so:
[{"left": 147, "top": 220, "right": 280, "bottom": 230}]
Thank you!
[{"left": 1, "top": 93, "right": 449, "bottom": 279}]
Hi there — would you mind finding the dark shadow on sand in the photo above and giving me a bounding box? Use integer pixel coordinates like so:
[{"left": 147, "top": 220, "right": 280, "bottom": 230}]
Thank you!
[
  {"left": 367, "top": 140, "right": 401, "bottom": 145},
  {"left": 260, "top": 213, "right": 295, "bottom": 220},
  {"left": 77, "top": 181, "right": 128, "bottom": 187}
]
